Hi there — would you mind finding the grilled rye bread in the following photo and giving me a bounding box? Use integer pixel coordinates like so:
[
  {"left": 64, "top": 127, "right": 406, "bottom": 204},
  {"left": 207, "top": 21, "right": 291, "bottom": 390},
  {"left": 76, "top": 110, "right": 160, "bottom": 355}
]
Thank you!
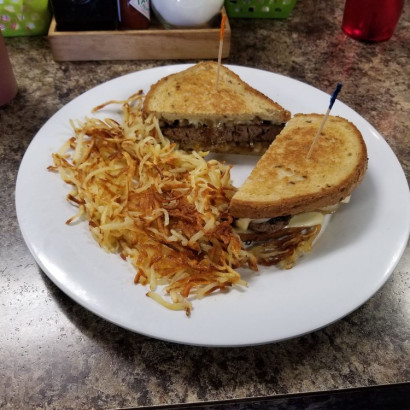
[
  {"left": 142, "top": 62, "right": 291, "bottom": 154},
  {"left": 230, "top": 114, "right": 368, "bottom": 219},
  {"left": 229, "top": 113, "right": 368, "bottom": 268}
]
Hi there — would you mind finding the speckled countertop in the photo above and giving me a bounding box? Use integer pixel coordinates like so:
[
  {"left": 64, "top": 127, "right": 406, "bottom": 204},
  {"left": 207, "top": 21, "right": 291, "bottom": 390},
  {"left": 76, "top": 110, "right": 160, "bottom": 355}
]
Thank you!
[{"left": 1, "top": 1, "right": 409, "bottom": 409}]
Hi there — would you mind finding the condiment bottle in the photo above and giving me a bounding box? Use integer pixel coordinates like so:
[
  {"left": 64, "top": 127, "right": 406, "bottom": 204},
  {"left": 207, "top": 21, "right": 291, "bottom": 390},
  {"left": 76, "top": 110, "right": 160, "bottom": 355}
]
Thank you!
[
  {"left": 342, "top": 0, "right": 405, "bottom": 42},
  {"left": 118, "top": 0, "right": 151, "bottom": 29},
  {"left": 0, "top": 32, "right": 18, "bottom": 107},
  {"left": 50, "top": 0, "right": 117, "bottom": 31}
]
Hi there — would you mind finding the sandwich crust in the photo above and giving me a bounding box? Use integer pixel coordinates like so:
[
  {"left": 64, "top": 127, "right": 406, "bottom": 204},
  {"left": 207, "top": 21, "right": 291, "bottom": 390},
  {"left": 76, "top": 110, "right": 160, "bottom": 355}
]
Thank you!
[
  {"left": 142, "top": 61, "right": 290, "bottom": 125},
  {"left": 229, "top": 114, "right": 368, "bottom": 218}
]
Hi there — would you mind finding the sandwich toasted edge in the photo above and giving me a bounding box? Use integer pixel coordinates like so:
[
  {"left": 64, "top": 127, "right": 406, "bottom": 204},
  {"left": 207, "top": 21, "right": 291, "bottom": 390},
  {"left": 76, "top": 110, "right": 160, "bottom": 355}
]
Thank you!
[
  {"left": 142, "top": 61, "right": 291, "bottom": 124},
  {"left": 229, "top": 113, "right": 369, "bottom": 219}
]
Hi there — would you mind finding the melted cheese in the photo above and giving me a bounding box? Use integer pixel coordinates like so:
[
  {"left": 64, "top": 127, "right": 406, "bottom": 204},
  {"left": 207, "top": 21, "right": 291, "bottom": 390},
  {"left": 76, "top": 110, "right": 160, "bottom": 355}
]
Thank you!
[
  {"left": 234, "top": 196, "right": 351, "bottom": 233},
  {"left": 235, "top": 218, "right": 251, "bottom": 231},
  {"left": 234, "top": 212, "right": 324, "bottom": 233},
  {"left": 287, "top": 212, "right": 324, "bottom": 228}
]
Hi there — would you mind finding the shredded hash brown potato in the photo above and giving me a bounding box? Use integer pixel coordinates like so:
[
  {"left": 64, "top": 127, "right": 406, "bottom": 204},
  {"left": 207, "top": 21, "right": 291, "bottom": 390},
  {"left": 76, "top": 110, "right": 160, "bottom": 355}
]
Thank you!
[
  {"left": 245, "top": 226, "right": 321, "bottom": 269},
  {"left": 49, "top": 93, "right": 257, "bottom": 316}
]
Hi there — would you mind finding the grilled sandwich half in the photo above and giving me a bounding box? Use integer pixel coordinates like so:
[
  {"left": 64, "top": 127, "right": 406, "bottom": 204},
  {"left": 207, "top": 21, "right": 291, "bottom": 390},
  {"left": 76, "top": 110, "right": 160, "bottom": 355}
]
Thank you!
[
  {"left": 229, "top": 113, "right": 368, "bottom": 268},
  {"left": 142, "top": 61, "right": 291, "bottom": 154}
]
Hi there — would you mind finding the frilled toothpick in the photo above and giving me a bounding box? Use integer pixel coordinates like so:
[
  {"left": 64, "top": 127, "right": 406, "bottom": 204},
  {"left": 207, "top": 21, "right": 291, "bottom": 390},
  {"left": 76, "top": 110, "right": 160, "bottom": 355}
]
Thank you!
[
  {"left": 215, "top": 12, "right": 227, "bottom": 91},
  {"left": 306, "top": 82, "right": 343, "bottom": 159}
]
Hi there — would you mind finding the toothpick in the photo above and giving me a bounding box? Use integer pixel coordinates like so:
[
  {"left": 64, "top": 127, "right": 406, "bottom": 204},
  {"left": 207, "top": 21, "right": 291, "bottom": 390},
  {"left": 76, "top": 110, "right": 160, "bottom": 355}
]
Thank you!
[
  {"left": 306, "top": 82, "right": 343, "bottom": 159},
  {"left": 215, "top": 12, "right": 227, "bottom": 91}
]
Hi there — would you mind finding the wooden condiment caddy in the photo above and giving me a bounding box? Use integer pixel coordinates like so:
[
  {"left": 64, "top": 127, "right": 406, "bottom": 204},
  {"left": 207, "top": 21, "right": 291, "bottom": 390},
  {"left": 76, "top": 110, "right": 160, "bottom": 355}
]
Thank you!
[{"left": 47, "top": 12, "right": 231, "bottom": 62}]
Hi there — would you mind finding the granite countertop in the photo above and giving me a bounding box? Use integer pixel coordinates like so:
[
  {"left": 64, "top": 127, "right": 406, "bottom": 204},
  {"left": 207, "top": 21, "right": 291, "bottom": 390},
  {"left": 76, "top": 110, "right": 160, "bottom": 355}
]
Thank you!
[{"left": 1, "top": 1, "right": 409, "bottom": 409}]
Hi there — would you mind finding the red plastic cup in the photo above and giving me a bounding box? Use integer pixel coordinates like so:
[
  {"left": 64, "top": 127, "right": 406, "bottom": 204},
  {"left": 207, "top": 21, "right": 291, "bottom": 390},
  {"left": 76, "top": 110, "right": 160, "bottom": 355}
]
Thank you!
[
  {"left": 0, "top": 33, "right": 18, "bottom": 107},
  {"left": 342, "top": 0, "right": 405, "bottom": 42}
]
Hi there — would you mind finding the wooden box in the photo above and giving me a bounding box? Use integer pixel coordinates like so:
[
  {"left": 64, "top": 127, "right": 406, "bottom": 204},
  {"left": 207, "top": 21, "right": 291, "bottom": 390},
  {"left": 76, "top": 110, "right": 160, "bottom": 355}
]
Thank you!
[{"left": 47, "top": 13, "right": 231, "bottom": 62}]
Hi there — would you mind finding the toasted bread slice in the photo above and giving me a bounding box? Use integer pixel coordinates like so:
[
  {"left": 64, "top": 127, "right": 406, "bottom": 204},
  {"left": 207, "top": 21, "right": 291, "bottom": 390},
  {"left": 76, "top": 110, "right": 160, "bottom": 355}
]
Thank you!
[
  {"left": 143, "top": 61, "right": 290, "bottom": 124},
  {"left": 142, "top": 62, "right": 290, "bottom": 154},
  {"left": 229, "top": 114, "right": 368, "bottom": 218}
]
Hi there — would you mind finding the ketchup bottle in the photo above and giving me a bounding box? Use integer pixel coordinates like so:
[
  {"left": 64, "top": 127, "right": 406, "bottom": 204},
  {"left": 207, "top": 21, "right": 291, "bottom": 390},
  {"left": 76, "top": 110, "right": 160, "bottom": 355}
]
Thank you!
[{"left": 118, "top": 0, "right": 151, "bottom": 29}]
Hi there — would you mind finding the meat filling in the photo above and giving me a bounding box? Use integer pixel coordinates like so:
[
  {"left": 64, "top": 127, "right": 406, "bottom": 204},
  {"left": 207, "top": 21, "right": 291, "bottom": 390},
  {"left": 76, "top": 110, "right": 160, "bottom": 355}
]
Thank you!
[
  {"left": 161, "top": 122, "right": 284, "bottom": 152},
  {"left": 235, "top": 215, "right": 292, "bottom": 243},
  {"left": 248, "top": 216, "right": 291, "bottom": 233}
]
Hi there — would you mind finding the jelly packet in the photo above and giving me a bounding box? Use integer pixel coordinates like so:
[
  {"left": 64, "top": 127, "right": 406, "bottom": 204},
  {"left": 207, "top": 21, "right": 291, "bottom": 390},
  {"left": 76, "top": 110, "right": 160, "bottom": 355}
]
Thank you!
[{"left": 0, "top": 0, "right": 51, "bottom": 37}]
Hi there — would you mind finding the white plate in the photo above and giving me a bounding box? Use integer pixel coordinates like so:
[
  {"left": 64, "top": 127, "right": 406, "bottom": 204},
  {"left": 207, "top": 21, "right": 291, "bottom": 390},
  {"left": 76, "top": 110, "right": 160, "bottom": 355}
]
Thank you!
[{"left": 16, "top": 65, "right": 410, "bottom": 347}]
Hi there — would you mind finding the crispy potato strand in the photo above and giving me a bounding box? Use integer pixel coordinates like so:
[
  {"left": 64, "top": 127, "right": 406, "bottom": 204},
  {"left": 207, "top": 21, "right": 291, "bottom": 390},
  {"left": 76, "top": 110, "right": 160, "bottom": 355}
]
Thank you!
[{"left": 51, "top": 95, "right": 255, "bottom": 315}]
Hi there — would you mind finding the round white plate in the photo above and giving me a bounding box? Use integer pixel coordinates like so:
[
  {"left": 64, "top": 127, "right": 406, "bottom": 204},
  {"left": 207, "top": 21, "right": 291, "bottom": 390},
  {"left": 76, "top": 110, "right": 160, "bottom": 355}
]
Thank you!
[{"left": 16, "top": 65, "right": 410, "bottom": 347}]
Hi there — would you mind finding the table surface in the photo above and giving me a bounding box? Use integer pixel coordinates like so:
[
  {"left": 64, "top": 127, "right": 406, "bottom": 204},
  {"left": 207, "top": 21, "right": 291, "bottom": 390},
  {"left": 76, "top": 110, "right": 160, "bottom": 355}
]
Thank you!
[{"left": 1, "top": 1, "right": 409, "bottom": 409}]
